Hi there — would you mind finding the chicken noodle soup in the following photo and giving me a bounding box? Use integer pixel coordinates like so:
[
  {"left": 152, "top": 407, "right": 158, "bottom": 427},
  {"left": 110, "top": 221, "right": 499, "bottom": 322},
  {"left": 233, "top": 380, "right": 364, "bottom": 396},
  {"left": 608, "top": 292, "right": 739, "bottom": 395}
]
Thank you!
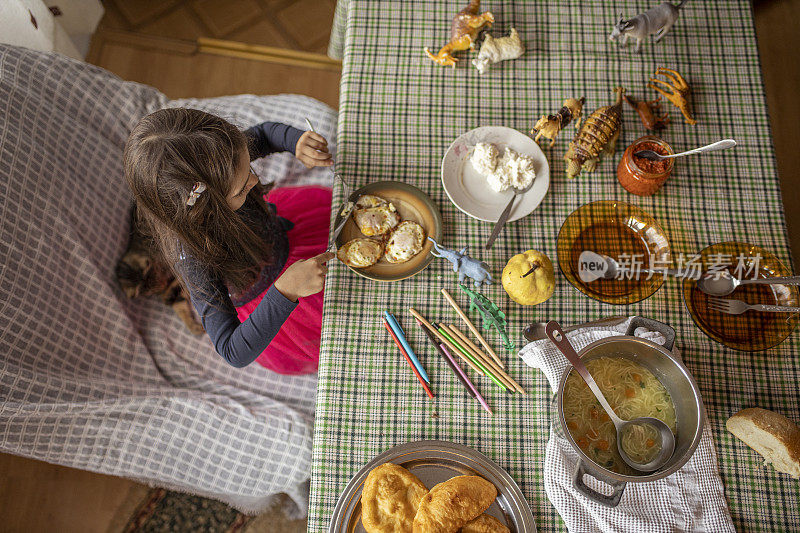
[{"left": 563, "top": 357, "right": 677, "bottom": 474}]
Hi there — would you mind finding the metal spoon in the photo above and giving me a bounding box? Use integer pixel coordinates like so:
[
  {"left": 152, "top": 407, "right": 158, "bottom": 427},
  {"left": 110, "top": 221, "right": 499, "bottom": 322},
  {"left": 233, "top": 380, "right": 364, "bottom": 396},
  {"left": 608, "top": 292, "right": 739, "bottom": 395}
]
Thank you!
[
  {"left": 545, "top": 321, "right": 676, "bottom": 472},
  {"left": 697, "top": 271, "right": 800, "bottom": 297},
  {"left": 485, "top": 180, "right": 534, "bottom": 249},
  {"left": 634, "top": 139, "right": 737, "bottom": 161},
  {"left": 578, "top": 251, "right": 688, "bottom": 283}
]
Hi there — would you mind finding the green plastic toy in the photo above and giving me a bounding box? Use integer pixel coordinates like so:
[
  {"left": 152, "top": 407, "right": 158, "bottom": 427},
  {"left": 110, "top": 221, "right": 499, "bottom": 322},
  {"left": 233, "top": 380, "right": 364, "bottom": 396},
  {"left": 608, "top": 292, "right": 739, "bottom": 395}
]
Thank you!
[{"left": 458, "top": 284, "right": 515, "bottom": 351}]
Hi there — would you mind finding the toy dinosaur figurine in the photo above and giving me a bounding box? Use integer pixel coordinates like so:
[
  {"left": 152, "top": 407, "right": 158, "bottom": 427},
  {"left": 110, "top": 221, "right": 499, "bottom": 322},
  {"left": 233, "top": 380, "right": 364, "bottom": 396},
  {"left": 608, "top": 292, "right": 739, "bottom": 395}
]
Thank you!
[
  {"left": 648, "top": 67, "right": 696, "bottom": 125},
  {"left": 424, "top": 0, "right": 494, "bottom": 68},
  {"left": 624, "top": 92, "right": 669, "bottom": 130},
  {"left": 472, "top": 28, "right": 524, "bottom": 74},
  {"left": 428, "top": 237, "right": 493, "bottom": 287},
  {"left": 608, "top": 1, "right": 688, "bottom": 53},
  {"left": 458, "top": 284, "right": 515, "bottom": 351},
  {"left": 531, "top": 97, "right": 585, "bottom": 147},
  {"left": 564, "top": 87, "right": 625, "bottom": 179}
]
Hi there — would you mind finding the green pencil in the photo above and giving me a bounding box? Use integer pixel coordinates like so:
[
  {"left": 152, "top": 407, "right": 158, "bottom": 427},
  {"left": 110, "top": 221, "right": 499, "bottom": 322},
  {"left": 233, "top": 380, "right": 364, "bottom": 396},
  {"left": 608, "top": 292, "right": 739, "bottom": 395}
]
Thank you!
[{"left": 435, "top": 323, "right": 509, "bottom": 392}]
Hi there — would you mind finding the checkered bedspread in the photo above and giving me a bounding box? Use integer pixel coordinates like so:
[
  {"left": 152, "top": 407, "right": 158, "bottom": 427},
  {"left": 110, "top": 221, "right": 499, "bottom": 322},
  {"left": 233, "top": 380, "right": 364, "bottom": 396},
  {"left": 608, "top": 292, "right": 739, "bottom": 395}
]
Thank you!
[
  {"left": 0, "top": 44, "right": 336, "bottom": 515},
  {"left": 310, "top": 2, "right": 799, "bottom": 531}
]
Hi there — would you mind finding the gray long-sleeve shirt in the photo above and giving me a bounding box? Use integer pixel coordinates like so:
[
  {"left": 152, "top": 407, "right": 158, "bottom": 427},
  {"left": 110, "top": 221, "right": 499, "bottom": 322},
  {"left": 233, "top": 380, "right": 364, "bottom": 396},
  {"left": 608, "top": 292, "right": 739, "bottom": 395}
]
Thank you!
[{"left": 178, "top": 122, "right": 305, "bottom": 368}]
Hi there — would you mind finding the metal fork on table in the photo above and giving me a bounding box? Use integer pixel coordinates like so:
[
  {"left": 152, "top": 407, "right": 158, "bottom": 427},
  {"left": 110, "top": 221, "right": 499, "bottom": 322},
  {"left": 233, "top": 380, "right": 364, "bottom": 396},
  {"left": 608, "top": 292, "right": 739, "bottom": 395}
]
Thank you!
[
  {"left": 707, "top": 298, "right": 800, "bottom": 315},
  {"left": 305, "top": 117, "right": 354, "bottom": 251}
]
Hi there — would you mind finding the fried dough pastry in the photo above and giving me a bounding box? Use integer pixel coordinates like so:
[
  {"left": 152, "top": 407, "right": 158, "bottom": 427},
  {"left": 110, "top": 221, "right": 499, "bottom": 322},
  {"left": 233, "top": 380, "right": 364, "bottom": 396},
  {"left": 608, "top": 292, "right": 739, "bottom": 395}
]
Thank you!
[
  {"left": 361, "top": 463, "right": 429, "bottom": 533},
  {"left": 460, "top": 513, "right": 510, "bottom": 533},
  {"left": 412, "top": 475, "right": 497, "bottom": 533}
]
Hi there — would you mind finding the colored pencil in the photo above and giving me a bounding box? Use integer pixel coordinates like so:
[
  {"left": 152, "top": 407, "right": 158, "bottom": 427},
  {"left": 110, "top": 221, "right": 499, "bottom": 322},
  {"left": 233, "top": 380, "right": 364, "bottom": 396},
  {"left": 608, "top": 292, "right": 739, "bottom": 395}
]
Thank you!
[
  {"left": 440, "top": 343, "right": 492, "bottom": 415},
  {"left": 408, "top": 307, "right": 485, "bottom": 376},
  {"left": 444, "top": 323, "right": 516, "bottom": 392},
  {"left": 435, "top": 323, "right": 509, "bottom": 392},
  {"left": 441, "top": 288, "right": 504, "bottom": 368},
  {"left": 430, "top": 323, "right": 485, "bottom": 376},
  {"left": 383, "top": 319, "right": 435, "bottom": 399},
  {"left": 413, "top": 317, "right": 475, "bottom": 398},
  {"left": 384, "top": 311, "right": 430, "bottom": 383},
  {"left": 447, "top": 324, "right": 526, "bottom": 395}
]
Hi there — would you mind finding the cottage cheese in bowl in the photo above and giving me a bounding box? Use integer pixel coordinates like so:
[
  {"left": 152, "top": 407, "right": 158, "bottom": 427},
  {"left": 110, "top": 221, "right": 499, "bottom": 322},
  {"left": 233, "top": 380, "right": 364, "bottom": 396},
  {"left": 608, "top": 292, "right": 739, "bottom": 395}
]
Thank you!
[{"left": 470, "top": 142, "right": 536, "bottom": 192}]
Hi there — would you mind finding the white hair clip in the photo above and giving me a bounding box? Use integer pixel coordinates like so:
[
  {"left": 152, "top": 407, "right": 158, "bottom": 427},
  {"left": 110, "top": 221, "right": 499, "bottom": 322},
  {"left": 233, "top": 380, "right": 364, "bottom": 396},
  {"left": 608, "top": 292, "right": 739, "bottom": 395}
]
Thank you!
[{"left": 186, "top": 182, "right": 206, "bottom": 206}]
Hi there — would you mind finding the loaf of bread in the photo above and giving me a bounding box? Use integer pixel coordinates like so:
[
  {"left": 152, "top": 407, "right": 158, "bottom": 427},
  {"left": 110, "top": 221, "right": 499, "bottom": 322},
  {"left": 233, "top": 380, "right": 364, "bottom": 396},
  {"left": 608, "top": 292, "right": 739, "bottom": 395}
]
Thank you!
[{"left": 726, "top": 407, "right": 800, "bottom": 478}]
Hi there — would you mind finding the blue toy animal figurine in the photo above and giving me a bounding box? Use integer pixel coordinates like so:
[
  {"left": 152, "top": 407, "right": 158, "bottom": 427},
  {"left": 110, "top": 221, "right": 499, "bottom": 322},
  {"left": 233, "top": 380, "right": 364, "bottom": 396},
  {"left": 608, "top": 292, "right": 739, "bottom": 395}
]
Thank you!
[{"left": 428, "top": 237, "right": 493, "bottom": 287}]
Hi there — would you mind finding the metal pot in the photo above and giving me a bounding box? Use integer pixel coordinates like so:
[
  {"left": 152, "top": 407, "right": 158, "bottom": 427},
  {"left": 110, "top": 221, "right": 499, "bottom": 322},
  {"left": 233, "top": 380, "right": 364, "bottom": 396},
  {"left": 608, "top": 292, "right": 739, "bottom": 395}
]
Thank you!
[{"left": 554, "top": 316, "right": 704, "bottom": 507}]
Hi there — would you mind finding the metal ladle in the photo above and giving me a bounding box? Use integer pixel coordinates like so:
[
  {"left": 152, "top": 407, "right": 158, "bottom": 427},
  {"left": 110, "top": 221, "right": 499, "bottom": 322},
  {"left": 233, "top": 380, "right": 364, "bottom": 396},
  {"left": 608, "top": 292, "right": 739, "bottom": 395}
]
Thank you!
[{"left": 545, "top": 321, "right": 676, "bottom": 472}]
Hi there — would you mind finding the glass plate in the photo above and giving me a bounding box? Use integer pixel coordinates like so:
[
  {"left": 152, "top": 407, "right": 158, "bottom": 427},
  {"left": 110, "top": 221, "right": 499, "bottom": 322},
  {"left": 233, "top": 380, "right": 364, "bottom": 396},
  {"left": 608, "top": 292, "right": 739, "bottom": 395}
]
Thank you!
[
  {"left": 682, "top": 241, "right": 799, "bottom": 351},
  {"left": 557, "top": 201, "right": 671, "bottom": 305}
]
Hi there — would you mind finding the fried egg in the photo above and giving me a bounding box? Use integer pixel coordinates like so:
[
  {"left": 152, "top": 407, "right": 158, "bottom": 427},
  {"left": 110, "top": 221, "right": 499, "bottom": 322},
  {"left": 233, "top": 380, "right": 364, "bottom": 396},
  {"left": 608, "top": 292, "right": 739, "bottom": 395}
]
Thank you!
[
  {"left": 337, "top": 238, "right": 383, "bottom": 268},
  {"left": 352, "top": 195, "right": 400, "bottom": 236},
  {"left": 355, "top": 194, "right": 387, "bottom": 209},
  {"left": 384, "top": 221, "right": 425, "bottom": 263}
]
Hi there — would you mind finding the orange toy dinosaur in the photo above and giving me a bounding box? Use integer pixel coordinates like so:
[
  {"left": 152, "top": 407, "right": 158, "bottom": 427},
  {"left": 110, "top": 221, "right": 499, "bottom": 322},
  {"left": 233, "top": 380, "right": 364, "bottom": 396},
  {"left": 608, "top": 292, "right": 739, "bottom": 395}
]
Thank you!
[
  {"left": 424, "top": 0, "right": 494, "bottom": 67},
  {"left": 648, "top": 67, "right": 696, "bottom": 125}
]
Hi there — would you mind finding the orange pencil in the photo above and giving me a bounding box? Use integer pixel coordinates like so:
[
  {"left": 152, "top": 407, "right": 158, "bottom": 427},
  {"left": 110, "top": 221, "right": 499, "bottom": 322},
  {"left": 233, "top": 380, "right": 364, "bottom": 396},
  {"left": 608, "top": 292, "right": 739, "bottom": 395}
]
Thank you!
[{"left": 383, "top": 319, "right": 435, "bottom": 399}]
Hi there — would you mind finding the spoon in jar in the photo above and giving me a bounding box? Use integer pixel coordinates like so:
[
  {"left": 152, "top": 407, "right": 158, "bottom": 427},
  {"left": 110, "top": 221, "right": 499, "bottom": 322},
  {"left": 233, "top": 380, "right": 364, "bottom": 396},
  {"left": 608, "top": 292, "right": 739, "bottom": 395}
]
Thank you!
[
  {"left": 634, "top": 139, "right": 737, "bottom": 161},
  {"left": 546, "top": 321, "right": 676, "bottom": 472}
]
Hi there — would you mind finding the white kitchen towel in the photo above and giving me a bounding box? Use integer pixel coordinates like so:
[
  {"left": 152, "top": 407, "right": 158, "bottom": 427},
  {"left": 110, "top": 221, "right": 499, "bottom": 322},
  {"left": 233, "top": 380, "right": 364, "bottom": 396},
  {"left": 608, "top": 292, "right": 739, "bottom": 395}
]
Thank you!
[{"left": 519, "top": 319, "right": 735, "bottom": 533}]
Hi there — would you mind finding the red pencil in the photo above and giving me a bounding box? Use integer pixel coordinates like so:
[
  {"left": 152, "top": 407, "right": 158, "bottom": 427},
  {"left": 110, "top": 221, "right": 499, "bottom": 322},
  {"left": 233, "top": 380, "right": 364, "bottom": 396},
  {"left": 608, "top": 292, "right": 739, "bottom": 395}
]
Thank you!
[{"left": 383, "top": 318, "right": 435, "bottom": 399}]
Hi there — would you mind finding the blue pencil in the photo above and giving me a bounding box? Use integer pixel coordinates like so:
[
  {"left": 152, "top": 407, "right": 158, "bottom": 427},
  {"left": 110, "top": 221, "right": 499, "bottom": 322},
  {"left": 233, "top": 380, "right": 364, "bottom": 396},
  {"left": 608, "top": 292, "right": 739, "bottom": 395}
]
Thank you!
[{"left": 383, "top": 311, "right": 430, "bottom": 383}]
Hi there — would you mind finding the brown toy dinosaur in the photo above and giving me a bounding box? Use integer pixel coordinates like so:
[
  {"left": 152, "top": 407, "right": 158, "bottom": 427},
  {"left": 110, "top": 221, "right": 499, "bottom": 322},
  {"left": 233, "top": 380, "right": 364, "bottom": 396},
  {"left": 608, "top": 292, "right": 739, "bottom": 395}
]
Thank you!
[
  {"left": 564, "top": 87, "right": 625, "bottom": 179},
  {"left": 424, "top": 0, "right": 494, "bottom": 67},
  {"left": 648, "top": 67, "right": 696, "bottom": 125},
  {"left": 531, "top": 97, "right": 585, "bottom": 147},
  {"left": 624, "top": 93, "right": 669, "bottom": 130}
]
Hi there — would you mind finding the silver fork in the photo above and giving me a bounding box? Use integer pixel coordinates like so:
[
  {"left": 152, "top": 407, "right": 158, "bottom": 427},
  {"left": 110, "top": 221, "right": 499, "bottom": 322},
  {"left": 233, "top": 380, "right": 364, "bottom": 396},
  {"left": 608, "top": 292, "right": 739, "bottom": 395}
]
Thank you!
[
  {"left": 707, "top": 298, "right": 800, "bottom": 315},
  {"left": 304, "top": 117, "right": 352, "bottom": 191},
  {"left": 306, "top": 118, "right": 354, "bottom": 251}
]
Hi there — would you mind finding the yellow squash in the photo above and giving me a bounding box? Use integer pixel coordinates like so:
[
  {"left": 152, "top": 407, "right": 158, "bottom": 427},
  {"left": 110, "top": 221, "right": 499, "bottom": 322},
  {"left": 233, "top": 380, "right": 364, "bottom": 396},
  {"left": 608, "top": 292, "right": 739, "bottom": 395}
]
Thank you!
[{"left": 502, "top": 249, "right": 555, "bottom": 306}]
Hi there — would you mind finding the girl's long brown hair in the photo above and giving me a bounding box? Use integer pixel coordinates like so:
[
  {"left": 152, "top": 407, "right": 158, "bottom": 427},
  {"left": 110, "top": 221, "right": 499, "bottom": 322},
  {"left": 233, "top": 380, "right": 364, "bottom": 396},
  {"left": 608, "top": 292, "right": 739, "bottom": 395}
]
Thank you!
[{"left": 124, "top": 108, "right": 273, "bottom": 292}]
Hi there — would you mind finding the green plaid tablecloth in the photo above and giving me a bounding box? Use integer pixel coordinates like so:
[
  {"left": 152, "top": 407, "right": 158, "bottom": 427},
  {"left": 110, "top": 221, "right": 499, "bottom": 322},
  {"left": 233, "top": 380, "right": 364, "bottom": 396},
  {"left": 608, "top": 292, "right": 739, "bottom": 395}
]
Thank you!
[{"left": 310, "top": 1, "right": 799, "bottom": 531}]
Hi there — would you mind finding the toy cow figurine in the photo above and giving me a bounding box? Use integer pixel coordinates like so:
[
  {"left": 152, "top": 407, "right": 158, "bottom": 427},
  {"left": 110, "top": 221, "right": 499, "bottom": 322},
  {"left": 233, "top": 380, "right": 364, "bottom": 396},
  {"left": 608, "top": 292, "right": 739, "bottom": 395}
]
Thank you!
[
  {"left": 428, "top": 237, "right": 493, "bottom": 287},
  {"left": 609, "top": 1, "right": 688, "bottom": 53}
]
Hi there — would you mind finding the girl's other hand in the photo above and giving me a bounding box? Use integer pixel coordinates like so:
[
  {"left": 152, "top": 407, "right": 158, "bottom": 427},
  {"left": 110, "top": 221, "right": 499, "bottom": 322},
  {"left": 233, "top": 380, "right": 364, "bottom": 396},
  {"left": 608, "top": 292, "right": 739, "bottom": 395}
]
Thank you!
[
  {"left": 273, "top": 251, "right": 335, "bottom": 302},
  {"left": 295, "top": 131, "right": 333, "bottom": 169}
]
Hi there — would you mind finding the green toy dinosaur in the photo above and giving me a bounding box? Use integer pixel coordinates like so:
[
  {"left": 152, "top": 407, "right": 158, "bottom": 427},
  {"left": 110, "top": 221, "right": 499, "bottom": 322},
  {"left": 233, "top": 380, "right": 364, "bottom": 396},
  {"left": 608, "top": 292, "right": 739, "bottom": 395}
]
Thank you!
[{"left": 458, "top": 284, "right": 515, "bottom": 351}]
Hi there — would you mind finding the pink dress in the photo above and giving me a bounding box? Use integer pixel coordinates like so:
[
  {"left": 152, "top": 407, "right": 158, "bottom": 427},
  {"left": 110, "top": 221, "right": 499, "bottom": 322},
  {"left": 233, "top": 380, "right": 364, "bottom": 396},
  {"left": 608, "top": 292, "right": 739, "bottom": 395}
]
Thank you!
[{"left": 234, "top": 186, "right": 331, "bottom": 375}]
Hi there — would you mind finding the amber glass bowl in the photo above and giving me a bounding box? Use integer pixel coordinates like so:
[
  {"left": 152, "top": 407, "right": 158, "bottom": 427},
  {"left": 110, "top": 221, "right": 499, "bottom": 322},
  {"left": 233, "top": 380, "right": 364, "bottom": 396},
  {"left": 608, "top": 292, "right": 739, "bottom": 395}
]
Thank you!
[
  {"left": 682, "top": 242, "right": 799, "bottom": 351},
  {"left": 557, "top": 201, "right": 672, "bottom": 305}
]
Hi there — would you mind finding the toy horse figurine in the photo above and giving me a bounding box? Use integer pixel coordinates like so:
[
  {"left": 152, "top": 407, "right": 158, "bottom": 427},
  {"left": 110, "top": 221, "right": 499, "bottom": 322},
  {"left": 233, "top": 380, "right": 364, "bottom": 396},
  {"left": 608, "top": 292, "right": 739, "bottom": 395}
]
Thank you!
[
  {"left": 428, "top": 237, "right": 493, "bottom": 287},
  {"left": 608, "top": 1, "right": 688, "bottom": 53}
]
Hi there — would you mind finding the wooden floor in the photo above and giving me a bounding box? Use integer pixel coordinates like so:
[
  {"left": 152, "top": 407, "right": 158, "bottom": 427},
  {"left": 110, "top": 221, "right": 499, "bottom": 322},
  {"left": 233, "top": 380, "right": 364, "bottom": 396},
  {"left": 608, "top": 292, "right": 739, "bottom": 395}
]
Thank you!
[{"left": 1, "top": 1, "right": 798, "bottom": 532}]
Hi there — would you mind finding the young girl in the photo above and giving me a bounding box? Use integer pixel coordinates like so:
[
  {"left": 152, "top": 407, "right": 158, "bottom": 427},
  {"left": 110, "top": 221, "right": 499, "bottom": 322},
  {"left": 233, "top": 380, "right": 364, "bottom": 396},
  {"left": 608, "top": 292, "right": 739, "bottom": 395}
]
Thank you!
[{"left": 124, "top": 108, "right": 334, "bottom": 374}]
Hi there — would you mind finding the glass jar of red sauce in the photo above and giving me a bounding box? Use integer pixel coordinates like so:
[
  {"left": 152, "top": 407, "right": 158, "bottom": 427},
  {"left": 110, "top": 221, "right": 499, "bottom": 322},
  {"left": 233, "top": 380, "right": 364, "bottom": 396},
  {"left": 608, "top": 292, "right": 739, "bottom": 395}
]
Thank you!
[{"left": 617, "top": 136, "right": 674, "bottom": 196}]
